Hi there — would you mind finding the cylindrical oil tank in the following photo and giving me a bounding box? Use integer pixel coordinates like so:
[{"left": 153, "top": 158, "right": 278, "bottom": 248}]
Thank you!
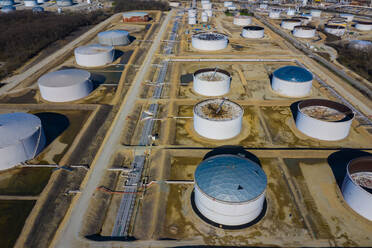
[
  {"left": 201, "top": 11, "right": 208, "bottom": 22},
  {"left": 242, "top": 25, "right": 265, "bottom": 38},
  {"left": 193, "top": 68, "right": 231, "bottom": 96},
  {"left": 281, "top": 18, "right": 302, "bottom": 30},
  {"left": 192, "top": 32, "right": 228, "bottom": 51},
  {"left": 74, "top": 44, "right": 115, "bottom": 67},
  {"left": 205, "top": 9, "right": 212, "bottom": 17},
  {"left": 194, "top": 155, "right": 267, "bottom": 226},
  {"left": 24, "top": 0, "right": 37, "bottom": 7},
  {"left": 56, "top": 0, "right": 72, "bottom": 6},
  {"left": 193, "top": 99, "right": 243, "bottom": 140},
  {"left": 340, "top": 13, "right": 354, "bottom": 22},
  {"left": 293, "top": 26, "right": 316, "bottom": 38},
  {"left": 1, "top": 5, "right": 15, "bottom": 12},
  {"left": 310, "top": 9, "right": 321, "bottom": 17},
  {"left": 324, "top": 24, "right": 345, "bottom": 36},
  {"left": 342, "top": 156, "right": 372, "bottom": 221},
  {"left": 293, "top": 16, "right": 311, "bottom": 25},
  {"left": 38, "top": 69, "right": 93, "bottom": 102},
  {"left": 122, "top": 11, "right": 149, "bottom": 22},
  {"left": 295, "top": 99, "right": 354, "bottom": 141},
  {"left": 233, "top": 15, "right": 252, "bottom": 26},
  {"left": 271, "top": 65, "right": 313, "bottom": 97},
  {"left": 328, "top": 18, "right": 347, "bottom": 27},
  {"left": 0, "top": 0, "right": 14, "bottom": 6},
  {"left": 259, "top": 3, "right": 267, "bottom": 9},
  {"left": 355, "top": 21, "right": 372, "bottom": 31},
  {"left": 37, "top": 0, "right": 44, "bottom": 4},
  {"left": 269, "top": 10, "right": 281, "bottom": 19},
  {"left": 287, "top": 8, "right": 295, "bottom": 16},
  {"left": 32, "top": 6, "right": 44, "bottom": 12},
  {"left": 169, "top": 1, "right": 180, "bottom": 7},
  {"left": 189, "top": 16, "right": 196, "bottom": 24},
  {"left": 0, "top": 113, "right": 46, "bottom": 170},
  {"left": 202, "top": 2, "right": 212, "bottom": 9},
  {"left": 98, "top": 30, "right": 130, "bottom": 46}
]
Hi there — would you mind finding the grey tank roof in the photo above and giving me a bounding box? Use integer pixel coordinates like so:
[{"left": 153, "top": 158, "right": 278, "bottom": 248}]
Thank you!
[
  {"left": 0, "top": 112, "right": 42, "bottom": 148},
  {"left": 194, "top": 155, "right": 267, "bottom": 203},
  {"left": 273, "top": 65, "right": 313, "bottom": 82},
  {"left": 38, "top": 69, "right": 91, "bottom": 87}
]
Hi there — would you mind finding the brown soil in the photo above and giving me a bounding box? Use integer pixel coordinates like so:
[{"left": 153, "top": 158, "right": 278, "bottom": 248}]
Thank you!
[{"left": 301, "top": 106, "right": 346, "bottom": 121}]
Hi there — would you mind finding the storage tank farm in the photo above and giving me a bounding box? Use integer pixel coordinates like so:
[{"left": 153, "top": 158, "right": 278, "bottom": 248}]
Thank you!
[
  {"left": 193, "top": 68, "right": 231, "bottom": 96},
  {"left": 342, "top": 156, "right": 372, "bottom": 221},
  {"left": 98, "top": 30, "right": 130, "bottom": 46},
  {"left": 242, "top": 26, "right": 265, "bottom": 38},
  {"left": 271, "top": 65, "right": 313, "bottom": 97},
  {"left": 38, "top": 69, "right": 93, "bottom": 102},
  {"left": 0, "top": 113, "right": 45, "bottom": 171},
  {"left": 293, "top": 26, "right": 316, "bottom": 38},
  {"left": 295, "top": 99, "right": 354, "bottom": 141},
  {"left": 193, "top": 99, "right": 243, "bottom": 140},
  {"left": 194, "top": 155, "right": 267, "bottom": 226},
  {"left": 192, "top": 32, "right": 228, "bottom": 51},
  {"left": 74, "top": 44, "right": 115, "bottom": 67}
]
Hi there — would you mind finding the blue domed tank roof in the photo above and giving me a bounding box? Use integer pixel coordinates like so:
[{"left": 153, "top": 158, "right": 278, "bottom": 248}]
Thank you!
[
  {"left": 273, "top": 65, "right": 313, "bottom": 82},
  {"left": 194, "top": 155, "right": 267, "bottom": 203}
]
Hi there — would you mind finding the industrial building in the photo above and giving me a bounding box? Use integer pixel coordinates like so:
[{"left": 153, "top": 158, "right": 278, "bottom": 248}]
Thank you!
[
  {"left": 122, "top": 12, "right": 149, "bottom": 22},
  {"left": 38, "top": 69, "right": 93, "bottom": 102},
  {"left": 194, "top": 155, "right": 267, "bottom": 226},
  {"left": 74, "top": 44, "right": 115, "bottom": 67},
  {"left": 0, "top": 113, "right": 45, "bottom": 170},
  {"left": 271, "top": 65, "right": 313, "bottom": 97},
  {"left": 193, "top": 99, "right": 243, "bottom": 140}
]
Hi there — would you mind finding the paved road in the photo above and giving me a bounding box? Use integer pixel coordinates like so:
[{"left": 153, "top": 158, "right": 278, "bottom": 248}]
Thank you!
[{"left": 52, "top": 10, "right": 174, "bottom": 248}]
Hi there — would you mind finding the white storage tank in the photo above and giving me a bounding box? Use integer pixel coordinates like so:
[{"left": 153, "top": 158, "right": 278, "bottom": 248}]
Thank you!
[
  {"left": 32, "top": 6, "right": 44, "bottom": 12},
  {"left": 98, "top": 30, "right": 130, "bottom": 46},
  {"left": 37, "top": 0, "right": 44, "bottom": 3},
  {"left": 340, "top": 13, "right": 354, "bottom": 22},
  {"left": 192, "top": 32, "right": 228, "bottom": 51},
  {"left": 194, "top": 155, "right": 267, "bottom": 226},
  {"left": 193, "top": 99, "right": 243, "bottom": 140},
  {"left": 169, "top": 1, "right": 180, "bottom": 7},
  {"left": 295, "top": 99, "right": 354, "bottom": 141},
  {"left": 24, "top": 0, "right": 37, "bottom": 7},
  {"left": 56, "top": 0, "right": 72, "bottom": 6},
  {"left": 271, "top": 65, "right": 312, "bottom": 97},
  {"left": 0, "top": 113, "right": 46, "bottom": 170},
  {"left": 310, "top": 9, "right": 321, "bottom": 17},
  {"left": 355, "top": 21, "right": 372, "bottom": 31},
  {"left": 1, "top": 5, "right": 15, "bottom": 12},
  {"left": 293, "top": 26, "right": 316, "bottom": 38},
  {"left": 269, "top": 10, "right": 281, "bottom": 19},
  {"left": 201, "top": 11, "right": 208, "bottom": 22},
  {"left": 205, "top": 9, "right": 212, "bottom": 17},
  {"left": 242, "top": 25, "right": 265, "bottom": 38},
  {"left": 342, "top": 156, "right": 372, "bottom": 221},
  {"left": 281, "top": 18, "right": 302, "bottom": 30},
  {"left": 233, "top": 15, "right": 252, "bottom": 26},
  {"left": 0, "top": 0, "right": 14, "bottom": 6},
  {"left": 324, "top": 24, "right": 345, "bottom": 36},
  {"left": 193, "top": 68, "right": 231, "bottom": 96},
  {"left": 38, "top": 69, "right": 93, "bottom": 102},
  {"left": 287, "top": 8, "right": 295, "bottom": 16},
  {"left": 74, "top": 44, "right": 115, "bottom": 67},
  {"left": 189, "top": 16, "right": 197, "bottom": 25}
]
